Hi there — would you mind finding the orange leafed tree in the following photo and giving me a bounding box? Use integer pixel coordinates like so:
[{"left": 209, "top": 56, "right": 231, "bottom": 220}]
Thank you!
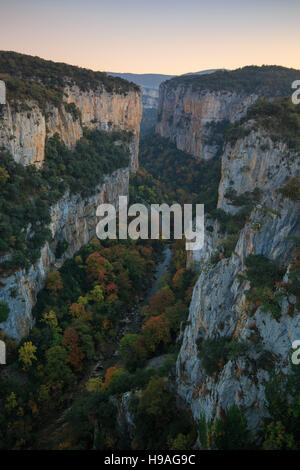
[
  {"left": 86, "top": 252, "right": 108, "bottom": 283},
  {"left": 148, "top": 289, "right": 175, "bottom": 316},
  {"left": 46, "top": 271, "right": 63, "bottom": 293},
  {"left": 69, "top": 303, "right": 93, "bottom": 322},
  {"left": 62, "top": 327, "right": 85, "bottom": 372},
  {"left": 142, "top": 315, "right": 171, "bottom": 352},
  {"left": 103, "top": 366, "right": 125, "bottom": 389}
]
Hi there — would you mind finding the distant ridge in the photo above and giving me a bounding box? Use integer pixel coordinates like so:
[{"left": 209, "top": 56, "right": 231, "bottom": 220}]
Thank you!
[{"left": 107, "top": 72, "right": 174, "bottom": 90}]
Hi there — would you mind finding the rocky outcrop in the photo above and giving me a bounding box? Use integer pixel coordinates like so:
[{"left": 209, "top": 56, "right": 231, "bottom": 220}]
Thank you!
[
  {"left": 0, "top": 80, "right": 5, "bottom": 104},
  {"left": 217, "top": 129, "right": 298, "bottom": 214},
  {"left": 142, "top": 87, "right": 159, "bottom": 109},
  {"left": 156, "top": 83, "right": 257, "bottom": 160},
  {"left": 0, "top": 85, "right": 142, "bottom": 169},
  {"left": 177, "top": 128, "right": 300, "bottom": 437},
  {"left": 0, "top": 168, "right": 129, "bottom": 340}
]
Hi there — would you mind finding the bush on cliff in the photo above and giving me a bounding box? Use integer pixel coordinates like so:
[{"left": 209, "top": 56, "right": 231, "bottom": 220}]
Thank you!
[
  {"left": 0, "top": 129, "right": 130, "bottom": 272},
  {"left": 0, "top": 301, "right": 10, "bottom": 322}
]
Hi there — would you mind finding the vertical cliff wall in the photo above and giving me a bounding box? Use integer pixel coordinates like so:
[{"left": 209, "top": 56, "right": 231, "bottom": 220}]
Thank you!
[
  {"left": 0, "top": 52, "right": 142, "bottom": 340},
  {"left": 0, "top": 168, "right": 130, "bottom": 340},
  {"left": 156, "top": 83, "right": 257, "bottom": 160},
  {"left": 176, "top": 123, "right": 300, "bottom": 437},
  {"left": 156, "top": 66, "right": 300, "bottom": 161},
  {"left": 0, "top": 86, "right": 142, "bottom": 170}
]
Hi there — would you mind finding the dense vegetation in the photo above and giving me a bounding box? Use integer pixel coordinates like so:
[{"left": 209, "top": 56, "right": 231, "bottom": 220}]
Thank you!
[
  {"left": 0, "top": 129, "right": 130, "bottom": 273},
  {"left": 0, "top": 51, "right": 139, "bottom": 103},
  {"left": 197, "top": 336, "right": 249, "bottom": 376},
  {"left": 166, "top": 65, "right": 300, "bottom": 97},
  {"left": 65, "top": 236, "right": 198, "bottom": 450},
  {"left": 0, "top": 132, "right": 203, "bottom": 449},
  {"left": 0, "top": 232, "right": 199, "bottom": 449},
  {"left": 198, "top": 404, "right": 255, "bottom": 450},
  {"left": 243, "top": 252, "right": 299, "bottom": 319},
  {"left": 0, "top": 236, "right": 164, "bottom": 449},
  {"left": 131, "top": 134, "right": 221, "bottom": 212},
  {"left": 0, "top": 76, "right": 299, "bottom": 449},
  {"left": 262, "top": 365, "right": 300, "bottom": 449},
  {"left": 225, "top": 97, "right": 300, "bottom": 150}
]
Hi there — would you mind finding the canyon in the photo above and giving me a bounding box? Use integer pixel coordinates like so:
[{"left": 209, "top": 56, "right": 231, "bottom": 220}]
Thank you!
[{"left": 0, "top": 58, "right": 299, "bottom": 448}]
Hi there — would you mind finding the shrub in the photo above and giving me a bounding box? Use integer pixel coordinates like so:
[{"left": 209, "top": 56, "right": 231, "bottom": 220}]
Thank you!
[
  {"left": 245, "top": 254, "right": 284, "bottom": 290},
  {"left": 199, "top": 404, "right": 255, "bottom": 449},
  {"left": 277, "top": 175, "right": 300, "bottom": 201},
  {"left": 0, "top": 301, "right": 10, "bottom": 322},
  {"left": 197, "top": 336, "right": 249, "bottom": 375}
]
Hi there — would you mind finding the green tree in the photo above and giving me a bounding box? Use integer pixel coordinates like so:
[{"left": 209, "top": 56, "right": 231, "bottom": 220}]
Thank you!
[{"left": 0, "top": 301, "right": 10, "bottom": 322}]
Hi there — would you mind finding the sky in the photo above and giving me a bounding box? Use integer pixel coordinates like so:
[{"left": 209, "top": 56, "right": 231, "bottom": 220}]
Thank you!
[{"left": 0, "top": 0, "right": 299, "bottom": 75}]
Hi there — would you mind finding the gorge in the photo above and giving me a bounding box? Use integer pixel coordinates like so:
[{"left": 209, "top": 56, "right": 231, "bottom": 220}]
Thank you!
[{"left": 0, "top": 56, "right": 299, "bottom": 450}]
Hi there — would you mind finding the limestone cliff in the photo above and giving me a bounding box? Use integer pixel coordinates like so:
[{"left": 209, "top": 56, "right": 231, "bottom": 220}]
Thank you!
[
  {"left": 176, "top": 124, "right": 300, "bottom": 438},
  {"left": 0, "top": 86, "right": 141, "bottom": 170},
  {"left": 0, "top": 168, "right": 129, "bottom": 340},
  {"left": 156, "top": 66, "right": 300, "bottom": 161},
  {"left": 0, "top": 52, "right": 142, "bottom": 339},
  {"left": 156, "top": 84, "right": 257, "bottom": 160}
]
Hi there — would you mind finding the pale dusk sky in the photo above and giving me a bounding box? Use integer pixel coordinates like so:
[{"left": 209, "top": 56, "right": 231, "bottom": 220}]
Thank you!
[{"left": 0, "top": 0, "right": 299, "bottom": 74}]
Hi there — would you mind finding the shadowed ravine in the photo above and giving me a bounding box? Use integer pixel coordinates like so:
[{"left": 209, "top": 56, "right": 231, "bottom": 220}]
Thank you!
[{"left": 35, "top": 244, "right": 172, "bottom": 449}]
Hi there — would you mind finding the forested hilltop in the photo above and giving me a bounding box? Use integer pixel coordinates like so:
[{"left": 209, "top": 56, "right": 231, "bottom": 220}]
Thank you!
[
  {"left": 165, "top": 65, "right": 300, "bottom": 96},
  {"left": 0, "top": 51, "right": 139, "bottom": 101}
]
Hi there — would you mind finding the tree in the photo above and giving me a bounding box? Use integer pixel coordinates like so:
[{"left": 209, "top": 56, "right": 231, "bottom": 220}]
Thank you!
[
  {"left": 87, "top": 285, "right": 104, "bottom": 311},
  {"left": 44, "top": 345, "right": 75, "bottom": 388},
  {"left": 138, "top": 377, "right": 173, "bottom": 418},
  {"left": 85, "top": 252, "right": 107, "bottom": 283},
  {"left": 0, "top": 167, "right": 9, "bottom": 185},
  {"left": 70, "top": 318, "right": 95, "bottom": 359},
  {"left": 42, "top": 310, "right": 61, "bottom": 333},
  {"left": 18, "top": 341, "right": 37, "bottom": 370},
  {"left": 46, "top": 271, "right": 63, "bottom": 293},
  {"left": 103, "top": 366, "right": 126, "bottom": 389},
  {"left": 198, "top": 405, "right": 254, "bottom": 450},
  {"left": 86, "top": 377, "right": 103, "bottom": 393},
  {"left": 69, "top": 302, "right": 93, "bottom": 321},
  {"left": 0, "top": 301, "right": 10, "bottom": 322},
  {"left": 62, "top": 327, "right": 85, "bottom": 371},
  {"left": 120, "top": 334, "right": 139, "bottom": 364},
  {"left": 148, "top": 289, "right": 175, "bottom": 316},
  {"left": 142, "top": 315, "right": 171, "bottom": 353}
]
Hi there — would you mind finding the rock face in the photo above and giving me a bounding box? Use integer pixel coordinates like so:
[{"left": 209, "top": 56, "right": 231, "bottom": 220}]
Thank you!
[
  {"left": 0, "top": 85, "right": 142, "bottom": 170},
  {"left": 156, "top": 83, "right": 257, "bottom": 160},
  {"left": 0, "top": 65, "right": 142, "bottom": 340},
  {"left": 0, "top": 80, "right": 5, "bottom": 105},
  {"left": 176, "top": 127, "right": 300, "bottom": 437},
  {"left": 0, "top": 168, "right": 129, "bottom": 340},
  {"left": 142, "top": 87, "right": 159, "bottom": 109}
]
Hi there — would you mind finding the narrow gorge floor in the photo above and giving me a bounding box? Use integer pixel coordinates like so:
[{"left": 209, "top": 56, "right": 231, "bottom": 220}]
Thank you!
[{"left": 34, "top": 245, "right": 172, "bottom": 450}]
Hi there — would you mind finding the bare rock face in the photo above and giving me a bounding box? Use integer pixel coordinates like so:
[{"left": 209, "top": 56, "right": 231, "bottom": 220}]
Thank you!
[
  {"left": 177, "top": 129, "right": 300, "bottom": 438},
  {"left": 156, "top": 83, "right": 257, "bottom": 160},
  {"left": 0, "top": 85, "right": 142, "bottom": 170},
  {"left": 65, "top": 85, "right": 142, "bottom": 170},
  {"left": 0, "top": 168, "right": 129, "bottom": 340},
  {"left": 218, "top": 129, "right": 299, "bottom": 214},
  {"left": 0, "top": 80, "right": 6, "bottom": 104},
  {"left": 0, "top": 74, "right": 142, "bottom": 340}
]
